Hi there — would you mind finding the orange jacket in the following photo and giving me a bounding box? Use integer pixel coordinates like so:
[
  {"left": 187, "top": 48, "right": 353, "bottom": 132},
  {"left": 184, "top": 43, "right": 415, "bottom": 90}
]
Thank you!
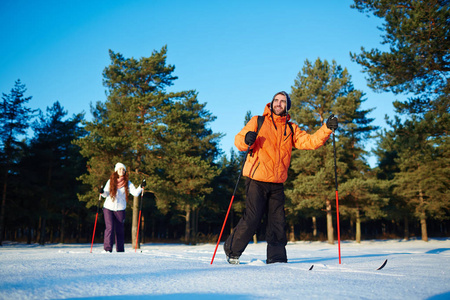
[{"left": 235, "top": 103, "right": 332, "bottom": 183}]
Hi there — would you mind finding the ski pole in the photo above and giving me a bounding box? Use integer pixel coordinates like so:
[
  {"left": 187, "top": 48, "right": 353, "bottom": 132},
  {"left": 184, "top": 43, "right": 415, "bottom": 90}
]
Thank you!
[
  {"left": 90, "top": 187, "right": 103, "bottom": 253},
  {"left": 211, "top": 146, "right": 250, "bottom": 265},
  {"left": 332, "top": 128, "right": 342, "bottom": 264},
  {"left": 135, "top": 179, "right": 146, "bottom": 252}
]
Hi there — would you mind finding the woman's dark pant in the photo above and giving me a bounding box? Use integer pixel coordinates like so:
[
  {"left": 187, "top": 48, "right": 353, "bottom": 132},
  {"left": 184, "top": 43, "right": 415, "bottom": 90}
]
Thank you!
[
  {"left": 224, "top": 178, "right": 287, "bottom": 263},
  {"left": 103, "top": 208, "right": 126, "bottom": 252}
]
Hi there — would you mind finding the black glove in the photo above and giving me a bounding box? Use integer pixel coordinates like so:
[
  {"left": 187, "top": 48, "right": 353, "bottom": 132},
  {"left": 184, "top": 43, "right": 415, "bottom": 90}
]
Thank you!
[
  {"left": 141, "top": 179, "right": 146, "bottom": 188},
  {"left": 99, "top": 186, "right": 104, "bottom": 194},
  {"left": 244, "top": 131, "right": 257, "bottom": 146},
  {"left": 326, "top": 114, "right": 338, "bottom": 130}
]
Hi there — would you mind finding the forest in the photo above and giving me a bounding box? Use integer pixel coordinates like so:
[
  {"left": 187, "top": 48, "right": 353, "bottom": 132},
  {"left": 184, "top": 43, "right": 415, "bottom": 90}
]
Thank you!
[{"left": 0, "top": 0, "right": 448, "bottom": 247}]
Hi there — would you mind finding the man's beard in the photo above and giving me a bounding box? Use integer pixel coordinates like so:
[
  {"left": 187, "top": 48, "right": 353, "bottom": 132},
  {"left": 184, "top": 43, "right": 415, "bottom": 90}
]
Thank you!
[{"left": 273, "top": 108, "right": 287, "bottom": 116}]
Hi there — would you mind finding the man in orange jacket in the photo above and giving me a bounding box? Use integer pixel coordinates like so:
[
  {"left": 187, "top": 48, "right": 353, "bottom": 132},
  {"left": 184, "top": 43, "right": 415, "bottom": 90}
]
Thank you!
[{"left": 224, "top": 91, "right": 338, "bottom": 264}]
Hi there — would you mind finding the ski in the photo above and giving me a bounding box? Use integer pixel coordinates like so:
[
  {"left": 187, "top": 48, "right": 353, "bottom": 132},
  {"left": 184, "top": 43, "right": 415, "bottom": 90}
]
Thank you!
[
  {"left": 376, "top": 259, "right": 388, "bottom": 270},
  {"left": 308, "top": 259, "right": 387, "bottom": 271},
  {"left": 235, "top": 259, "right": 387, "bottom": 271}
]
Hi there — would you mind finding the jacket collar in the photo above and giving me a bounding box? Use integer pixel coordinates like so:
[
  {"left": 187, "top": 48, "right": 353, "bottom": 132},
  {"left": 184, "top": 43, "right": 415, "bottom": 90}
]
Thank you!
[{"left": 263, "top": 103, "right": 290, "bottom": 124}]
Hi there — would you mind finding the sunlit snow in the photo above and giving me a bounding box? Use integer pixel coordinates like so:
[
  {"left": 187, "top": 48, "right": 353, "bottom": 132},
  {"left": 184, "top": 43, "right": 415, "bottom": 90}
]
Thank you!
[{"left": 1, "top": 239, "right": 449, "bottom": 299}]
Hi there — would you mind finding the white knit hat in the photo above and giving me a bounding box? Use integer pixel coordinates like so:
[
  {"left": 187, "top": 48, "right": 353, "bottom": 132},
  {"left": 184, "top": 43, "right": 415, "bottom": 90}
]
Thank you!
[{"left": 114, "top": 162, "right": 126, "bottom": 172}]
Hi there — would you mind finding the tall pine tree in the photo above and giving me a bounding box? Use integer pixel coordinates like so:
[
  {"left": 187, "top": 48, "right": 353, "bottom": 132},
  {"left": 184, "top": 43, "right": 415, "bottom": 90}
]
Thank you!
[
  {"left": 286, "top": 58, "right": 378, "bottom": 243},
  {"left": 25, "top": 102, "right": 85, "bottom": 244},
  {"left": 153, "top": 91, "right": 222, "bottom": 244},
  {"left": 76, "top": 46, "right": 178, "bottom": 248},
  {"left": 0, "top": 80, "right": 36, "bottom": 245},
  {"left": 351, "top": 0, "right": 450, "bottom": 241},
  {"left": 377, "top": 116, "right": 450, "bottom": 241}
]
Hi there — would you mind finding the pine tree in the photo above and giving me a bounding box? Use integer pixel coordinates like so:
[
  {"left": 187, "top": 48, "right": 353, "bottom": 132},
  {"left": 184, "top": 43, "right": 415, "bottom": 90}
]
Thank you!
[
  {"left": 153, "top": 91, "right": 222, "bottom": 244},
  {"left": 76, "top": 46, "right": 178, "bottom": 248},
  {"left": 350, "top": 0, "right": 450, "bottom": 133},
  {"left": 23, "top": 102, "right": 85, "bottom": 245},
  {"left": 0, "top": 80, "right": 36, "bottom": 245},
  {"left": 378, "top": 116, "right": 450, "bottom": 241},
  {"left": 210, "top": 149, "right": 247, "bottom": 236},
  {"left": 339, "top": 177, "right": 388, "bottom": 242},
  {"left": 351, "top": 0, "right": 450, "bottom": 240},
  {"left": 286, "top": 58, "right": 378, "bottom": 243},
  {"left": 373, "top": 119, "right": 412, "bottom": 239},
  {"left": 76, "top": 47, "right": 223, "bottom": 245}
]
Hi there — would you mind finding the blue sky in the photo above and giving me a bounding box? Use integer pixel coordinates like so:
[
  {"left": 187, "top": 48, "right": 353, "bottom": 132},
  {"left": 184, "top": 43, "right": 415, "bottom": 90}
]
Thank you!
[{"left": 1, "top": 0, "right": 398, "bottom": 167}]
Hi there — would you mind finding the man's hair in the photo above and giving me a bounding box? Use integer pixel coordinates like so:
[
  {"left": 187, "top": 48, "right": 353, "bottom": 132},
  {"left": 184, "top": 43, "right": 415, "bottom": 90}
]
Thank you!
[{"left": 271, "top": 91, "right": 291, "bottom": 112}]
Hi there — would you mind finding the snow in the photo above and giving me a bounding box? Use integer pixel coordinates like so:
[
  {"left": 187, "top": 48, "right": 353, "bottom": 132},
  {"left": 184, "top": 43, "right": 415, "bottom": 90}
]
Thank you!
[{"left": 1, "top": 239, "right": 450, "bottom": 299}]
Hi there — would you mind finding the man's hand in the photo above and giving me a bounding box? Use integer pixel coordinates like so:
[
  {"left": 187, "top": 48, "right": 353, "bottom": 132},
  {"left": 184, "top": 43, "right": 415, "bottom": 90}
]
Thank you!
[
  {"left": 245, "top": 131, "right": 257, "bottom": 146},
  {"left": 326, "top": 114, "right": 338, "bottom": 131}
]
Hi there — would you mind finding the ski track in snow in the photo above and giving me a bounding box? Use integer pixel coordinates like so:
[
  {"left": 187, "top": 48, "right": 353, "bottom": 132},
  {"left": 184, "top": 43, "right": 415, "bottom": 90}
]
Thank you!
[{"left": 1, "top": 239, "right": 450, "bottom": 299}]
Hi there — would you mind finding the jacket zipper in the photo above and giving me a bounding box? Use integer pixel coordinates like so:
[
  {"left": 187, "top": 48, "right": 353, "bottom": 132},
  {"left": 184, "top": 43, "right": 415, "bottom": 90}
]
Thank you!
[
  {"left": 251, "top": 162, "right": 260, "bottom": 178},
  {"left": 283, "top": 131, "right": 292, "bottom": 142}
]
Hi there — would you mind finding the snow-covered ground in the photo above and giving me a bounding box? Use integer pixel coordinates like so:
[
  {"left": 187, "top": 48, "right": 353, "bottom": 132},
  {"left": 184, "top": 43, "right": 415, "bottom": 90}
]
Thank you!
[{"left": 1, "top": 238, "right": 450, "bottom": 299}]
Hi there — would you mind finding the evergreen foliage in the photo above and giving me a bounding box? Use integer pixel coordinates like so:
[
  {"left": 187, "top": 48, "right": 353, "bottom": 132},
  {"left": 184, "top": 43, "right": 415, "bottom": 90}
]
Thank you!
[
  {"left": 286, "top": 58, "right": 380, "bottom": 243},
  {"left": 352, "top": 0, "right": 450, "bottom": 241},
  {"left": 0, "top": 80, "right": 36, "bottom": 245},
  {"left": 351, "top": 0, "right": 450, "bottom": 127},
  {"left": 2, "top": 4, "right": 450, "bottom": 243},
  {"left": 153, "top": 91, "right": 222, "bottom": 244},
  {"left": 24, "top": 102, "right": 86, "bottom": 244},
  {"left": 76, "top": 47, "right": 222, "bottom": 245},
  {"left": 376, "top": 116, "right": 450, "bottom": 241}
]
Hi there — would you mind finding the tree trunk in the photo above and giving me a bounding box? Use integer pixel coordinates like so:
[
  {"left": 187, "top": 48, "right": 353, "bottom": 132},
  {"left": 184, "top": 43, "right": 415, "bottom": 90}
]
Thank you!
[
  {"left": 39, "top": 199, "right": 48, "bottom": 245},
  {"left": 419, "top": 188, "right": 428, "bottom": 242},
  {"left": 326, "top": 199, "right": 334, "bottom": 244},
  {"left": 141, "top": 215, "right": 145, "bottom": 244},
  {"left": 50, "top": 227, "right": 54, "bottom": 243},
  {"left": 191, "top": 207, "right": 199, "bottom": 245},
  {"left": 60, "top": 210, "right": 66, "bottom": 243},
  {"left": 0, "top": 172, "right": 8, "bottom": 246},
  {"left": 151, "top": 218, "right": 156, "bottom": 239},
  {"left": 39, "top": 163, "right": 53, "bottom": 246},
  {"left": 36, "top": 217, "right": 41, "bottom": 243},
  {"left": 27, "top": 224, "right": 32, "bottom": 244},
  {"left": 185, "top": 205, "right": 191, "bottom": 244},
  {"left": 355, "top": 209, "right": 361, "bottom": 243},
  {"left": 403, "top": 216, "right": 409, "bottom": 240},
  {"left": 289, "top": 223, "right": 295, "bottom": 242},
  {"left": 132, "top": 195, "right": 139, "bottom": 249},
  {"left": 39, "top": 217, "right": 46, "bottom": 245},
  {"left": 76, "top": 209, "right": 81, "bottom": 243},
  {"left": 420, "top": 216, "right": 428, "bottom": 242},
  {"left": 350, "top": 219, "right": 354, "bottom": 239},
  {"left": 312, "top": 216, "right": 317, "bottom": 238}
]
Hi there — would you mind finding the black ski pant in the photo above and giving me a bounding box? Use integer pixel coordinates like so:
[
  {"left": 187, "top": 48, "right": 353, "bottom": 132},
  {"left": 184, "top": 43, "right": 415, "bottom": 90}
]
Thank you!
[{"left": 224, "top": 178, "right": 287, "bottom": 263}]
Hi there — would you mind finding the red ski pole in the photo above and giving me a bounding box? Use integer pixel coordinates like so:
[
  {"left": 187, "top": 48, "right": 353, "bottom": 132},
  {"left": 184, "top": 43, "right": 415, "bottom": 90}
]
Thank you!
[
  {"left": 135, "top": 180, "right": 146, "bottom": 252},
  {"left": 211, "top": 147, "right": 250, "bottom": 265},
  {"left": 332, "top": 129, "right": 341, "bottom": 264},
  {"left": 90, "top": 190, "right": 102, "bottom": 253}
]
